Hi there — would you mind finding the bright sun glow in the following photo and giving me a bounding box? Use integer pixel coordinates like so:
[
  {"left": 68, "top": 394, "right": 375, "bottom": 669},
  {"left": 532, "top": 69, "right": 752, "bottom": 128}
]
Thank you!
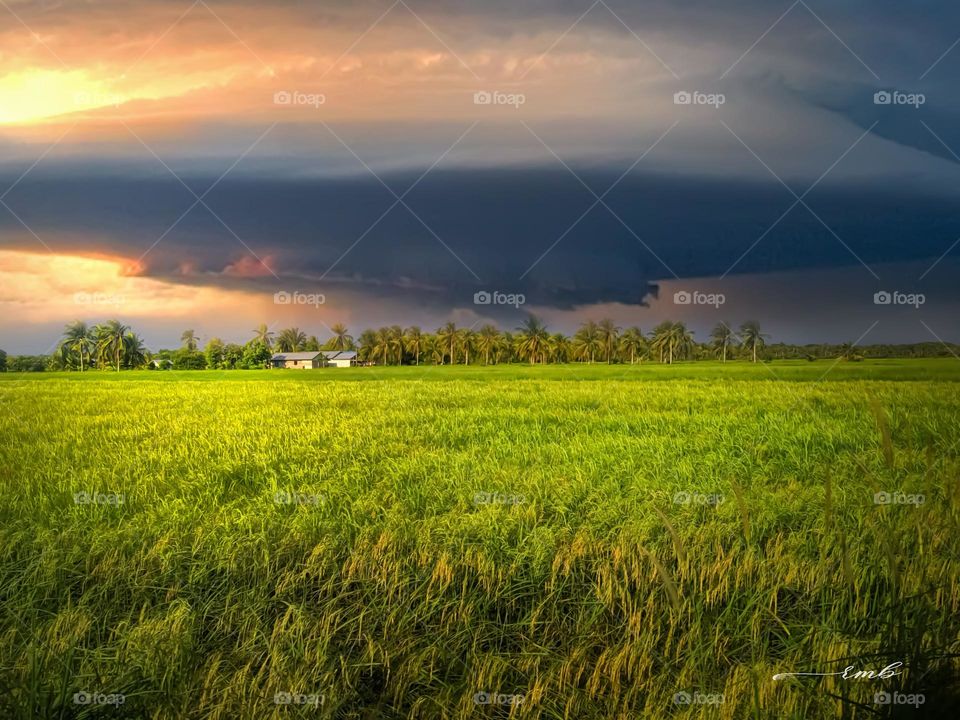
[
  {"left": 0, "top": 69, "right": 128, "bottom": 124},
  {"left": 0, "top": 250, "right": 257, "bottom": 322}
]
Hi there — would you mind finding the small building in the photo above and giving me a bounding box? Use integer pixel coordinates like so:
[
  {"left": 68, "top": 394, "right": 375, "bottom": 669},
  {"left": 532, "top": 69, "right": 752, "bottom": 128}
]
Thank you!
[
  {"left": 271, "top": 350, "right": 358, "bottom": 369},
  {"left": 271, "top": 351, "right": 323, "bottom": 369},
  {"left": 320, "top": 350, "right": 357, "bottom": 368}
]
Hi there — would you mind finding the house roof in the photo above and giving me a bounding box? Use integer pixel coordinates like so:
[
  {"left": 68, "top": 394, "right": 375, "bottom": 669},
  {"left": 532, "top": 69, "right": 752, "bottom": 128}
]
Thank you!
[
  {"left": 271, "top": 350, "right": 358, "bottom": 362},
  {"left": 272, "top": 352, "right": 322, "bottom": 361}
]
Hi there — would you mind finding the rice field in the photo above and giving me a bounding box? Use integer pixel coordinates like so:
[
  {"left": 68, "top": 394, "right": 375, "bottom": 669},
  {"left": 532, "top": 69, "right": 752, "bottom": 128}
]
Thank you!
[{"left": 1, "top": 361, "right": 959, "bottom": 718}]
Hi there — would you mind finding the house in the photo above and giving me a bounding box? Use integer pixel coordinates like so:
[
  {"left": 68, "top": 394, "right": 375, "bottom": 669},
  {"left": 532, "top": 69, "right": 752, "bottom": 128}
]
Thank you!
[
  {"left": 271, "top": 351, "right": 323, "bottom": 369},
  {"left": 321, "top": 350, "right": 357, "bottom": 368},
  {"left": 270, "top": 350, "right": 358, "bottom": 369}
]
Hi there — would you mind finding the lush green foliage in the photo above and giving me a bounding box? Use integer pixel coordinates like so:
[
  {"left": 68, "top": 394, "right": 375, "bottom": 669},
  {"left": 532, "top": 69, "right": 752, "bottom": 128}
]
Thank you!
[
  {"left": 1, "top": 363, "right": 958, "bottom": 718},
  {"left": 6, "top": 317, "right": 958, "bottom": 373}
]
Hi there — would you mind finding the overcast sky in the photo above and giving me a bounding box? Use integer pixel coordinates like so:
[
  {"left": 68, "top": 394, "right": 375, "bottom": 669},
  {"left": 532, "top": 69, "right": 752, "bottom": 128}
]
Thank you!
[{"left": 1, "top": 0, "right": 958, "bottom": 352}]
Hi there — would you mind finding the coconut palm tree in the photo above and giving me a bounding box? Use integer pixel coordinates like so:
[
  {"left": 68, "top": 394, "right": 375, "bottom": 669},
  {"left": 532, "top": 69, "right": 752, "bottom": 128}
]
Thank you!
[
  {"left": 94, "top": 320, "right": 130, "bottom": 372},
  {"left": 252, "top": 323, "right": 274, "bottom": 348},
  {"left": 549, "top": 333, "right": 570, "bottom": 363},
  {"left": 357, "top": 329, "right": 377, "bottom": 363},
  {"left": 650, "top": 321, "right": 673, "bottom": 364},
  {"left": 124, "top": 332, "right": 147, "bottom": 368},
  {"left": 404, "top": 326, "right": 424, "bottom": 365},
  {"left": 61, "top": 320, "right": 92, "bottom": 371},
  {"left": 276, "top": 327, "right": 307, "bottom": 352},
  {"left": 427, "top": 333, "right": 445, "bottom": 365},
  {"left": 388, "top": 325, "right": 404, "bottom": 365},
  {"left": 650, "top": 321, "right": 694, "bottom": 364},
  {"left": 572, "top": 320, "right": 601, "bottom": 363},
  {"left": 710, "top": 322, "right": 737, "bottom": 362},
  {"left": 458, "top": 328, "right": 475, "bottom": 365},
  {"left": 436, "top": 322, "right": 458, "bottom": 365},
  {"left": 499, "top": 332, "right": 515, "bottom": 364},
  {"left": 476, "top": 325, "right": 499, "bottom": 365},
  {"left": 329, "top": 323, "right": 354, "bottom": 350},
  {"left": 372, "top": 327, "right": 391, "bottom": 365},
  {"left": 515, "top": 315, "right": 549, "bottom": 364},
  {"left": 180, "top": 329, "right": 199, "bottom": 351},
  {"left": 739, "top": 321, "right": 768, "bottom": 363},
  {"left": 597, "top": 318, "right": 621, "bottom": 364},
  {"left": 618, "top": 326, "right": 645, "bottom": 364},
  {"left": 670, "top": 322, "right": 695, "bottom": 362}
]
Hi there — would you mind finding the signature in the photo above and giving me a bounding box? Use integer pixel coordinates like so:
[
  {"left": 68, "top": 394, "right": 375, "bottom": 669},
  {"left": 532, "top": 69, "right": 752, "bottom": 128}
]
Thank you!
[{"left": 773, "top": 662, "right": 903, "bottom": 681}]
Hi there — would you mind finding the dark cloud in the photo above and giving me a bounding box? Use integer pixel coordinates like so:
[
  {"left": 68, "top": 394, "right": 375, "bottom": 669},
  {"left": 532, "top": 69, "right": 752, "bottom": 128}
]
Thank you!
[{"left": 2, "top": 166, "right": 958, "bottom": 311}]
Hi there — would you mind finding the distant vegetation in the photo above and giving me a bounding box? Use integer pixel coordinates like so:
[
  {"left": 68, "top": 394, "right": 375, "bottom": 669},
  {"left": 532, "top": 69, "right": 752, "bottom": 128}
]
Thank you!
[{"left": 1, "top": 317, "right": 957, "bottom": 371}]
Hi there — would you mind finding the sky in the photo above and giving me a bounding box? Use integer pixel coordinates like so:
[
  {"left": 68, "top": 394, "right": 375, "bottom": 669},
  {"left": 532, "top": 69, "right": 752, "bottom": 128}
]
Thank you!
[{"left": 1, "top": 0, "right": 959, "bottom": 353}]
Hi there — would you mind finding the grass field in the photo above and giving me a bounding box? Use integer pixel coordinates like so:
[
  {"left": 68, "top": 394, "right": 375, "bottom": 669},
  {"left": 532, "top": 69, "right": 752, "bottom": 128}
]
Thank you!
[{"left": 1, "top": 360, "right": 959, "bottom": 718}]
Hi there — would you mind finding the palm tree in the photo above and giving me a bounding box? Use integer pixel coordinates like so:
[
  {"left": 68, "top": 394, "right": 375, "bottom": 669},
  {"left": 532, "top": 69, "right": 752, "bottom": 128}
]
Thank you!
[
  {"left": 650, "top": 321, "right": 673, "bottom": 364},
  {"left": 61, "top": 320, "right": 92, "bottom": 371},
  {"left": 458, "top": 328, "right": 475, "bottom": 365},
  {"left": 388, "top": 325, "right": 404, "bottom": 365},
  {"left": 436, "top": 322, "right": 458, "bottom": 365},
  {"left": 357, "top": 329, "right": 377, "bottom": 363},
  {"left": 650, "top": 321, "right": 694, "bottom": 364},
  {"left": 597, "top": 318, "right": 621, "bottom": 364},
  {"left": 549, "top": 333, "right": 570, "bottom": 363},
  {"left": 373, "top": 327, "right": 391, "bottom": 365},
  {"left": 515, "top": 315, "right": 549, "bottom": 364},
  {"left": 618, "top": 326, "right": 645, "bottom": 364},
  {"left": 329, "top": 323, "right": 354, "bottom": 350},
  {"left": 427, "top": 334, "right": 445, "bottom": 365},
  {"left": 276, "top": 327, "right": 307, "bottom": 352},
  {"left": 252, "top": 323, "right": 274, "bottom": 348},
  {"left": 251, "top": 323, "right": 273, "bottom": 348},
  {"left": 124, "top": 332, "right": 147, "bottom": 368},
  {"left": 180, "top": 329, "right": 198, "bottom": 351},
  {"left": 404, "top": 326, "right": 424, "bottom": 365},
  {"left": 499, "top": 332, "right": 515, "bottom": 364},
  {"left": 573, "top": 320, "right": 601, "bottom": 363},
  {"left": 476, "top": 325, "right": 500, "bottom": 365},
  {"left": 95, "top": 320, "right": 129, "bottom": 372},
  {"left": 669, "top": 322, "right": 695, "bottom": 363},
  {"left": 710, "top": 322, "right": 736, "bottom": 362},
  {"left": 739, "top": 321, "right": 768, "bottom": 363}
]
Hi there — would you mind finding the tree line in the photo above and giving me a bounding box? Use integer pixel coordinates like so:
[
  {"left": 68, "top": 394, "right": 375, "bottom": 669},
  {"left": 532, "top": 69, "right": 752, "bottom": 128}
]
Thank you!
[{"left": 0, "top": 317, "right": 955, "bottom": 371}]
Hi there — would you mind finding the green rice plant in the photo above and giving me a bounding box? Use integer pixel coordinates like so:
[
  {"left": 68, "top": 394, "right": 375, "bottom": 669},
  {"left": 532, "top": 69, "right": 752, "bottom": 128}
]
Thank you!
[{"left": 0, "top": 362, "right": 958, "bottom": 718}]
